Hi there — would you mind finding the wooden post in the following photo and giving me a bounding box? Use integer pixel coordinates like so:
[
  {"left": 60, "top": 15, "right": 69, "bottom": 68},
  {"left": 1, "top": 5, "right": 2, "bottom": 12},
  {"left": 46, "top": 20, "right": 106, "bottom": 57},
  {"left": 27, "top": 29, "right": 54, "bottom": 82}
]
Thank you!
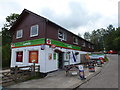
[
  {"left": 31, "top": 65, "right": 34, "bottom": 77},
  {"left": 33, "top": 63, "right": 36, "bottom": 76},
  {"left": 14, "top": 66, "right": 18, "bottom": 81},
  {"left": 38, "top": 65, "right": 40, "bottom": 72}
]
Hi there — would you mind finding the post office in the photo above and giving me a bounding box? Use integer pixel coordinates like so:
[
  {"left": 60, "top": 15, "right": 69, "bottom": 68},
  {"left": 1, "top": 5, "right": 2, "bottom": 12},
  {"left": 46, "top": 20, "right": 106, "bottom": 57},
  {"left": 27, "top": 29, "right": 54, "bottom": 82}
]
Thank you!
[{"left": 10, "top": 9, "right": 94, "bottom": 73}]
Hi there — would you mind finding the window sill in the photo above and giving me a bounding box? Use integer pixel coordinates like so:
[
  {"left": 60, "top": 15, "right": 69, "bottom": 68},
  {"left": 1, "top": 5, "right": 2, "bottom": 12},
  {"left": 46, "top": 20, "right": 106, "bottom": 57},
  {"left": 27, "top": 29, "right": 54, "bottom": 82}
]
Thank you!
[{"left": 30, "top": 34, "right": 38, "bottom": 37}]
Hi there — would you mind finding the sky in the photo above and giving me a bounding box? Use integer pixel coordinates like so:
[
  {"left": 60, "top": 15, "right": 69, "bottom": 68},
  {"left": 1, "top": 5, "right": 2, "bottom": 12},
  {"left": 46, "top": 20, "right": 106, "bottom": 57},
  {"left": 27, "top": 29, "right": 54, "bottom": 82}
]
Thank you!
[{"left": 0, "top": 0, "right": 119, "bottom": 37}]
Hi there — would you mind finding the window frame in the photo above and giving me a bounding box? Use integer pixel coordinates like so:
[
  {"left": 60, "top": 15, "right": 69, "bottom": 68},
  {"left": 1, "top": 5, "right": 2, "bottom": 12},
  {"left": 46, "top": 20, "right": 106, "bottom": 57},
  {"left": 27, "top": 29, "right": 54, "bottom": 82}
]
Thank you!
[
  {"left": 82, "top": 41, "right": 86, "bottom": 47},
  {"left": 29, "top": 50, "right": 38, "bottom": 63},
  {"left": 58, "top": 30, "right": 67, "bottom": 41},
  {"left": 16, "top": 29, "right": 23, "bottom": 39},
  {"left": 30, "top": 24, "right": 39, "bottom": 37},
  {"left": 16, "top": 51, "right": 23, "bottom": 62},
  {"left": 73, "top": 36, "right": 78, "bottom": 44}
]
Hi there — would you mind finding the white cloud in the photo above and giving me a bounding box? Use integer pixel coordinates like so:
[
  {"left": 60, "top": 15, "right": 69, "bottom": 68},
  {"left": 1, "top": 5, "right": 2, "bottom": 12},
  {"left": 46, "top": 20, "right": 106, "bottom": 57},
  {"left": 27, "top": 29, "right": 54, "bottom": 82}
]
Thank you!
[{"left": 0, "top": 0, "right": 118, "bottom": 37}]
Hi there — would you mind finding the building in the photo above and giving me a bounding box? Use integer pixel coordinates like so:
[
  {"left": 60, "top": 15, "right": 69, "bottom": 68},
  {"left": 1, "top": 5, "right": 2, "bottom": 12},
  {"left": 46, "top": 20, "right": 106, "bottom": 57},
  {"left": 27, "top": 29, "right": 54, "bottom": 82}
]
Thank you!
[{"left": 10, "top": 9, "right": 94, "bottom": 73}]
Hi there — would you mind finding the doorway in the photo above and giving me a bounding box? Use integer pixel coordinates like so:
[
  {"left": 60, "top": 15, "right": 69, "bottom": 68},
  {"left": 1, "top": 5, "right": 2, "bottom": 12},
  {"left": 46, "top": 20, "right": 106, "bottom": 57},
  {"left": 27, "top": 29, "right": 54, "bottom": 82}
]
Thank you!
[{"left": 58, "top": 52, "right": 64, "bottom": 69}]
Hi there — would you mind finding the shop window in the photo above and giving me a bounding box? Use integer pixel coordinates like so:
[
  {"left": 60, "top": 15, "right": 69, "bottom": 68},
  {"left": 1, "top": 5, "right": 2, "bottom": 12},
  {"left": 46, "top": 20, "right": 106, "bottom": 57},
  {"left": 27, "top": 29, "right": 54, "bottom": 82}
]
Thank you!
[
  {"left": 29, "top": 51, "right": 38, "bottom": 63},
  {"left": 16, "top": 29, "right": 23, "bottom": 39},
  {"left": 66, "top": 52, "right": 70, "bottom": 60},
  {"left": 73, "top": 37, "right": 78, "bottom": 44},
  {"left": 58, "top": 30, "right": 67, "bottom": 41},
  {"left": 30, "top": 25, "right": 38, "bottom": 37},
  {"left": 16, "top": 51, "right": 23, "bottom": 62},
  {"left": 53, "top": 53, "right": 57, "bottom": 60}
]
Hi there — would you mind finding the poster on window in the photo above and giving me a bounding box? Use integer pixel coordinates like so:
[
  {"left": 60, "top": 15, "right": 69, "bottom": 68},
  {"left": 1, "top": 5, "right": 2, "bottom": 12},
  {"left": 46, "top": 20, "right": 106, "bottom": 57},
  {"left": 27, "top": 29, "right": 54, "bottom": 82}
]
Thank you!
[
  {"left": 66, "top": 53, "right": 70, "bottom": 60},
  {"left": 49, "top": 53, "right": 52, "bottom": 60},
  {"left": 29, "top": 51, "right": 38, "bottom": 63},
  {"left": 53, "top": 53, "right": 57, "bottom": 60},
  {"left": 16, "top": 51, "right": 23, "bottom": 62}
]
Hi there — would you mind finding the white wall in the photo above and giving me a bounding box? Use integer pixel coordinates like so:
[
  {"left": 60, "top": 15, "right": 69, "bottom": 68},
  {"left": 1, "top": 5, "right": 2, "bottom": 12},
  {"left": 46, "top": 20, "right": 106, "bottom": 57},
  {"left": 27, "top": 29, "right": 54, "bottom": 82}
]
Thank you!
[
  {"left": 11, "top": 45, "right": 89, "bottom": 73},
  {"left": 11, "top": 45, "right": 46, "bottom": 72}
]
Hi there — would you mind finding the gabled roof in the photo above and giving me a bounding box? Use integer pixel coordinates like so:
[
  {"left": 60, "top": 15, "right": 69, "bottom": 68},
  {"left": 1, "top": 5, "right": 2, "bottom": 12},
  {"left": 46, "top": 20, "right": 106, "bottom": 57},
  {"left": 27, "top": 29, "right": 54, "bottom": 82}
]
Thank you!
[{"left": 10, "top": 9, "right": 94, "bottom": 45}]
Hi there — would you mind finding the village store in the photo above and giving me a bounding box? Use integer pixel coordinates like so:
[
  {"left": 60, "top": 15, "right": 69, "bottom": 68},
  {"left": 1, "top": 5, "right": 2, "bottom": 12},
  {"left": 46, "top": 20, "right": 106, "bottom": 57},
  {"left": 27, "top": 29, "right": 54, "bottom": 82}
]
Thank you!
[
  {"left": 11, "top": 38, "right": 90, "bottom": 73},
  {"left": 10, "top": 9, "right": 94, "bottom": 73}
]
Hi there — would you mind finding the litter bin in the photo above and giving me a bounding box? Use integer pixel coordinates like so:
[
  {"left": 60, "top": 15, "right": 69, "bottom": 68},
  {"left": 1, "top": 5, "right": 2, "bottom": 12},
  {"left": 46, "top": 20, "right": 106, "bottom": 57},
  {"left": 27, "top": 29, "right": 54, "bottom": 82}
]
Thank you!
[{"left": 88, "top": 61, "right": 95, "bottom": 72}]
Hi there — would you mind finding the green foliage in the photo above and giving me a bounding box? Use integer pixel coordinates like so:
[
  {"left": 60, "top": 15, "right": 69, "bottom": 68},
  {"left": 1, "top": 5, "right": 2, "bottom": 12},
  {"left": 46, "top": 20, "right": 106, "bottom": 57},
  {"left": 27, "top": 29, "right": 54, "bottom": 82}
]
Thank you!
[
  {"left": 83, "top": 25, "right": 120, "bottom": 52},
  {"left": 104, "top": 55, "right": 109, "bottom": 62},
  {"left": 83, "top": 32, "right": 91, "bottom": 41},
  {"left": 2, "top": 13, "right": 19, "bottom": 68}
]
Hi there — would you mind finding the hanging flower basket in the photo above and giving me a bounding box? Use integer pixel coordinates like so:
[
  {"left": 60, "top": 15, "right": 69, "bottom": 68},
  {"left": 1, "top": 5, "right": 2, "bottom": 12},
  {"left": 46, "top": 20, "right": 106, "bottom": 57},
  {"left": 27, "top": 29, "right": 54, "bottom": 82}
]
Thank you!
[{"left": 75, "top": 52, "right": 79, "bottom": 55}]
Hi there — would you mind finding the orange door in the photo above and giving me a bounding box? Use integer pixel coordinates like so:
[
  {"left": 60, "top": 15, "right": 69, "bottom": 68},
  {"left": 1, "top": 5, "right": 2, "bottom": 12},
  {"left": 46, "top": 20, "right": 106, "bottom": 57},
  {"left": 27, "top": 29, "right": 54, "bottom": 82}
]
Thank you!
[{"left": 29, "top": 51, "right": 38, "bottom": 63}]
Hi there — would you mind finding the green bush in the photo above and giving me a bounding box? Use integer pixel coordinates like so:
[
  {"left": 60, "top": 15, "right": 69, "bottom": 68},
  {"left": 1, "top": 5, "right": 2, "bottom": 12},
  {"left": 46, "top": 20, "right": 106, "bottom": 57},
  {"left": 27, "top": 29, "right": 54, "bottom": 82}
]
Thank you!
[{"left": 104, "top": 55, "right": 109, "bottom": 62}]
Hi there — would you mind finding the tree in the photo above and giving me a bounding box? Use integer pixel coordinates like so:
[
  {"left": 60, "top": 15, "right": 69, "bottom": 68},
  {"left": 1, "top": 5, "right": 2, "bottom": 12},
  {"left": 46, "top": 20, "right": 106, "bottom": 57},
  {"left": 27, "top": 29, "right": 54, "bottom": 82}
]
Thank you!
[
  {"left": 78, "top": 33, "right": 81, "bottom": 37},
  {"left": 2, "top": 13, "right": 19, "bottom": 68},
  {"left": 86, "top": 24, "right": 119, "bottom": 53},
  {"left": 84, "top": 32, "right": 91, "bottom": 41}
]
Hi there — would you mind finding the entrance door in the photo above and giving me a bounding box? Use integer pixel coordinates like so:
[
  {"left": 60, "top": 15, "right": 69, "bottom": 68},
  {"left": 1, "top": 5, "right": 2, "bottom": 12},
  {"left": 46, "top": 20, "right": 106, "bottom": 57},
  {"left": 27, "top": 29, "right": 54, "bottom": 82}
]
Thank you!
[{"left": 58, "top": 52, "right": 64, "bottom": 69}]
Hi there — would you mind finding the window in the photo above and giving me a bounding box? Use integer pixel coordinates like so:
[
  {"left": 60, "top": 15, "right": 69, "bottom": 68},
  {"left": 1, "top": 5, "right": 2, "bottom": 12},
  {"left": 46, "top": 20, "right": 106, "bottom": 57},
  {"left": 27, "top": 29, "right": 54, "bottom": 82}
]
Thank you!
[
  {"left": 58, "top": 30, "right": 67, "bottom": 41},
  {"left": 53, "top": 53, "right": 57, "bottom": 60},
  {"left": 82, "top": 42, "right": 86, "bottom": 47},
  {"left": 65, "top": 52, "right": 70, "bottom": 60},
  {"left": 89, "top": 44, "right": 91, "bottom": 48},
  {"left": 16, "top": 51, "right": 23, "bottom": 62},
  {"left": 30, "top": 25, "right": 38, "bottom": 37},
  {"left": 29, "top": 51, "right": 38, "bottom": 63},
  {"left": 16, "top": 30, "right": 23, "bottom": 39},
  {"left": 73, "top": 37, "right": 78, "bottom": 44}
]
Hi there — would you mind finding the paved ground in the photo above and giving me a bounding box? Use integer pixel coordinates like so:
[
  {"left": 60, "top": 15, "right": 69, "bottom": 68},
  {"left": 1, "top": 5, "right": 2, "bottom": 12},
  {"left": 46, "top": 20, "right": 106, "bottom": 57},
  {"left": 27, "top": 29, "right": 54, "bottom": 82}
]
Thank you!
[
  {"left": 7, "top": 66, "right": 102, "bottom": 88},
  {"left": 3, "top": 55, "right": 112, "bottom": 89},
  {"left": 78, "top": 54, "right": 118, "bottom": 88}
]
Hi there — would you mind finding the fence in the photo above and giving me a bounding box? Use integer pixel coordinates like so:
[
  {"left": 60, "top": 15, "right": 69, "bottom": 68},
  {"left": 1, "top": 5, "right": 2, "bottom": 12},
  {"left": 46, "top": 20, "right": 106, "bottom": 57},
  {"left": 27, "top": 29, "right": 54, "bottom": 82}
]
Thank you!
[{"left": 1, "top": 64, "right": 40, "bottom": 87}]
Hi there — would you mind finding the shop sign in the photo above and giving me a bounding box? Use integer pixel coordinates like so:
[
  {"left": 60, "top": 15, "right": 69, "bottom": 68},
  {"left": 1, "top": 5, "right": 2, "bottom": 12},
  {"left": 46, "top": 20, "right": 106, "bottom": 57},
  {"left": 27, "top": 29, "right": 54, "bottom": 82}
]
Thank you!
[{"left": 46, "top": 39, "right": 51, "bottom": 44}]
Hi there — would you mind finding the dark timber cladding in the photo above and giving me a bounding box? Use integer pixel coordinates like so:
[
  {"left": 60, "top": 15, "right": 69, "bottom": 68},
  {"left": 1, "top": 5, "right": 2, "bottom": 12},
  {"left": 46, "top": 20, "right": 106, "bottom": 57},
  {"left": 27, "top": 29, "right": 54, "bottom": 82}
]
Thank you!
[{"left": 10, "top": 9, "right": 94, "bottom": 52}]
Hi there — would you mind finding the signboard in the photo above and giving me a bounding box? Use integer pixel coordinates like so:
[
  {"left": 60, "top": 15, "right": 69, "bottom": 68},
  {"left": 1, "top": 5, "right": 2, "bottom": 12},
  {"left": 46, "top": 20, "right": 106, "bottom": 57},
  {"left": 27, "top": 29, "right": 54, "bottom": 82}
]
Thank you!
[
  {"left": 29, "top": 51, "right": 38, "bottom": 63},
  {"left": 46, "top": 39, "right": 51, "bottom": 44},
  {"left": 16, "top": 51, "right": 23, "bottom": 62},
  {"left": 49, "top": 53, "right": 52, "bottom": 60},
  {"left": 78, "top": 65, "right": 84, "bottom": 71}
]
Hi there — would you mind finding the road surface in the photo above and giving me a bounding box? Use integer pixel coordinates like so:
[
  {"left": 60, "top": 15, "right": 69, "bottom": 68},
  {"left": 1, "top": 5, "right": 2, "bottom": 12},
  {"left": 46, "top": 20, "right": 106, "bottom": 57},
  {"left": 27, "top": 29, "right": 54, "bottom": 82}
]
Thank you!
[{"left": 78, "top": 54, "right": 118, "bottom": 88}]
